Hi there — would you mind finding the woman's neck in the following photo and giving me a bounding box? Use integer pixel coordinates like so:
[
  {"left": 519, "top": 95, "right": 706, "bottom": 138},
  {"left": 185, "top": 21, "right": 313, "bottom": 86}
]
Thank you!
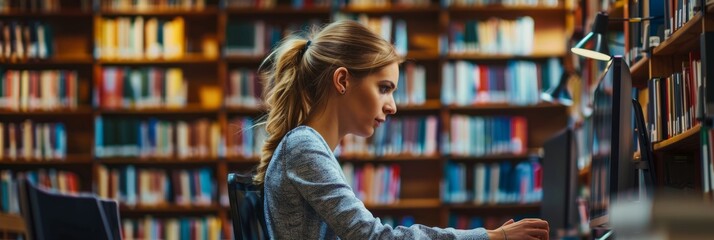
[{"left": 304, "top": 104, "right": 342, "bottom": 151}]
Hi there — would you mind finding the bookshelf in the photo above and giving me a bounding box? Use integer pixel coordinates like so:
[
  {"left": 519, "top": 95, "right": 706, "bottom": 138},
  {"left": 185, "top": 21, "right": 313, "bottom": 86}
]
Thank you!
[
  {"left": 0, "top": 0, "right": 572, "bottom": 235},
  {"left": 620, "top": 0, "right": 714, "bottom": 200}
]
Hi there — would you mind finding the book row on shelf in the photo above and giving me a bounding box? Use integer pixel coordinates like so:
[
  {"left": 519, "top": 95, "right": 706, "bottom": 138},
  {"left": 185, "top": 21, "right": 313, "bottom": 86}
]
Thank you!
[
  {"left": 0, "top": 21, "right": 54, "bottom": 63},
  {"left": 441, "top": 58, "right": 561, "bottom": 106},
  {"left": 98, "top": 0, "right": 208, "bottom": 11},
  {"left": 447, "top": 115, "right": 527, "bottom": 157},
  {"left": 646, "top": 50, "right": 701, "bottom": 142},
  {"left": 0, "top": 0, "right": 67, "bottom": 12},
  {"left": 0, "top": 70, "right": 79, "bottom": 111},
  {"left": 443, "top": 159, "right": 542, "bottom": 204},
  {"left": 1, "top": 169, "right": 81, "bottom": 214},
  {"left": 625, "top": 0, "right": 701, "bottom": 64},
  {"left": 95, "top": 117, "right": 223, "bottom": 159},
  {"left": 442, "top": 0, "right": 559, "bottom": 7},
  {"left": 448, "top": 17, "right": 534, "bottom": 55},
  {"left": 337, "top": 116, "right": 439, "bottom": 157},
  {"left": 342, "top": 163, "right": 401, "bottom": 205},
  {"left": 121, "top": 215, "right": 225, "bottom": 240},
  {"left": 0, "top": 120, "right": 66, "bottom": 160},
  {"left": 97, "top": 67, "right": 187, "bottom": 109},
  {"left": 96, "top": 16, "right": 187, "bottom": 60},
  {"left": 96, "top": 165, "right": 215, "bottom": 207}
]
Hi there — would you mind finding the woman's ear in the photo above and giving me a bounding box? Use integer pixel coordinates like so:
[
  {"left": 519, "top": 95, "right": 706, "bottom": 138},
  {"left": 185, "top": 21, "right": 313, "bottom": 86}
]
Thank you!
[{"left": 332, "top": 67, "right": 349, "bottom": 95}]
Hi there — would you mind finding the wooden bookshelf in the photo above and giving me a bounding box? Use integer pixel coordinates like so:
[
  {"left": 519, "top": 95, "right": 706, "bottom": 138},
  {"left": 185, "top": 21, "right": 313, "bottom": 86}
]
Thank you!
[
  {"left": 653, "top": 125, "right": 701, "bottom": 152},
  {"left": 338, "top": 155, "right": 441, "bottom": 162},
  {"left": 0, "top": 213, "right": 25, "bottom": 237},
  {"left": 0, "top": 155, "right": 92, "bottom": 165},
  {"left": 653, "top": 13, "right": 703, "bottom": 56},
  {"left": 448, "top": 149, "right": 543, "bottom": 162},
  {"left": 0, "top": 108, "right": 93, "bottom": 116},
  {"left": 446, "top": 53, "right": 565, "bottom": 60},
  {"left": 119, "top": 204, "right": 222, "bottom": 214},
  {"left": 629, "top": 56, "right": 649, "bottom": 87},
  {"left": 0, "top": 0, "right": 572, "bottom": 231},
  {"left": 98, "top": 8, "right": 220, "bottom": 17}
]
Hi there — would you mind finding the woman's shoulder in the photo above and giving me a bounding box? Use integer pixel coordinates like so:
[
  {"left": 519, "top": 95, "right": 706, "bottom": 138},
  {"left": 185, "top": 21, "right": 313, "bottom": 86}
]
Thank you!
[{"left": 280, "top": 125, "right": 330, "bottom": 153}]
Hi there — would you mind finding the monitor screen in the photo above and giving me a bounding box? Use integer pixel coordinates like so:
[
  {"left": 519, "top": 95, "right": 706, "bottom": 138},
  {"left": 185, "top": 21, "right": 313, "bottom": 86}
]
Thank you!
[{"left": 589, "top": 56, "right": 635, "bottom": 229}]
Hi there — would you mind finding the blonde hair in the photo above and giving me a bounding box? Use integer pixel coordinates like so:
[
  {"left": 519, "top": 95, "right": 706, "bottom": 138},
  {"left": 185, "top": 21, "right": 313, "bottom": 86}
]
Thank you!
[{"left": 254, "top": 20, "right": 401, "bottom": 186}]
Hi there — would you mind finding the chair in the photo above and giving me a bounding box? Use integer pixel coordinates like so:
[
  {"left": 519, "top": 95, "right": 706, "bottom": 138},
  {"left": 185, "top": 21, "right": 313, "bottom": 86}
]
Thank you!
[
  {"left": 228, "top": 173, "right": 269, "bottom": 240},
  {"left": 18, "top": 177, "right": 122, "bottom": 240}
]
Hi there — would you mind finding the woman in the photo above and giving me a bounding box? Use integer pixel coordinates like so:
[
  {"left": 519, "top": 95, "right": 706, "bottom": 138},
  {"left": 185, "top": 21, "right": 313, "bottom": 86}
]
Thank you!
[{"left": 254, "top": 20, "right": 550, "bottom": 239}]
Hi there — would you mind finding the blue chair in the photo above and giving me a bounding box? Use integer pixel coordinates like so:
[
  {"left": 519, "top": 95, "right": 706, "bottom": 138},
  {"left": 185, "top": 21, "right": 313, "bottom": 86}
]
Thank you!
[{"left": 227, "top": 173, "right": 269, "bottom": 240}]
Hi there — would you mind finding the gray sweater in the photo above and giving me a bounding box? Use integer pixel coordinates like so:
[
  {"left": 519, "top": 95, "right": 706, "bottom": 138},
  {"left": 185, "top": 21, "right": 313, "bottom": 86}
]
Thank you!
[{"left": 264, "top": 126, "right": 489, "bottom": 239}]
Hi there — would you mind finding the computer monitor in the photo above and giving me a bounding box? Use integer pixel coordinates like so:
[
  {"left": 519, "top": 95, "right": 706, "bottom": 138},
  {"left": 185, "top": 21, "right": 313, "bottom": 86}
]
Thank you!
[
  {"left": 589, "top": 56, "right": 636, "bottom": 230},
  {"left": 18, "top": 177, "right": 122, "bottom": 240},
  {"left": 541, "top": 128, "right": 578, "bottom": 239}
]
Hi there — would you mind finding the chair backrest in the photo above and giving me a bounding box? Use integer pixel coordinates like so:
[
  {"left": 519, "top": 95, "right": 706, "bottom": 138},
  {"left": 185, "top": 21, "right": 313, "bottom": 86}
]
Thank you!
[
  {"left": 18, "top": 177, "right": 122, "bottom": 240},
  {"left": 227, "top": 173, "right": 269, "bottom": 240}
]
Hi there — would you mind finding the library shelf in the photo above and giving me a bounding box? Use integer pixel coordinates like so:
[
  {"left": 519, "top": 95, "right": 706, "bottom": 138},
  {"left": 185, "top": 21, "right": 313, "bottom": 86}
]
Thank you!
[
  {"left": 97, "top": 106, "right": 221, "bottom": 115},
  {"left": 337, "top": 155, "right": 441, "bottom": 162},
  {"left": 119, "top": 204, "right": 222, "bottom": 214},
  {"left": 97, "top": 55, "right": 218, "bottom": 65},
  {"left": 653, "top": 124, "right": 701, "bottom": 152},
  {"left": 1, "top": 57, "right": 94, "bottom": 66},
  {"left": 224, "top": 6, "right": 331, "bottom": 15},
  {"left": 447, "top": 6, "right": 566, "bottom": 14},
  {"left": 629, "top": 56, "right": 649, "bottom": 87},
  {"left": 448, "top": 102, "right": 567, "bottom": 114},
  {"left": 364, "top": 198, "right": 441, "bottom": 210},
  {"left": 445, "top": 203, "right": 540, "bottom": 212},
  {"left": 340, "top": 5, "right": 440, "bottom": 15},
  {"left": 225, "top": 106, "right": 265, "bottom": 115},
  {"left": 0, "top": 155, "right": 92, "bottom": 165},
  {"left": 446, "top": 53, "right": 564, "bottom": 61},
  {"left": 0, "top": 10, "right": 92, "bottom": 18},
  {"left": 653, "top": 13, "right": 703, "bottom": 56},
  {"left": 97, "top": 157, "right": 220, "bottom": 166},
  {"left": 223, "top": 55, "right": 266, "bottom": 64},
  {"left": 447, "top": 150, "right": 543, "bottom": 162},
  {"left": 404, "top": 51, "right": 440, "bottom": 61},
  {"left": 98, "top": 7, "right": 219, "bottom": 17},
  {"left": 0, "top": 107, "right": 93, "bottom": 116},
  {"left": 396, "top": 100, "right": 442, "bottom": 112},
  {"left": 0, "top": 213, "right": 25, "bottom": 233}
]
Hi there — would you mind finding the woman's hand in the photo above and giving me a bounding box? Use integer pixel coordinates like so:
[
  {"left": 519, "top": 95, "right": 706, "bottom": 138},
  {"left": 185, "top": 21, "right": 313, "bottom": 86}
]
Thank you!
[{"left": 487, "top": 218, "right": 549, "bottom": 240}]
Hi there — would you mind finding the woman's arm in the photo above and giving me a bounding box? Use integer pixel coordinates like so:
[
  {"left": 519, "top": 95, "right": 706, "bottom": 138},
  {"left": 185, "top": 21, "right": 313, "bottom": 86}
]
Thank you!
[{"left": 285, "top": 138, "right": 488, "bottom": 240}]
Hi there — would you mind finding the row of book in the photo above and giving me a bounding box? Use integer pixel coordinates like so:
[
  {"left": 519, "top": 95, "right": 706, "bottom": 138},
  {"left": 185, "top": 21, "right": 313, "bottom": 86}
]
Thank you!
[
  {"left": 96, "top": 165, "right": 215, "bottom": 207},
  {"left": 225, "top": 117, "right": 267, "bottom": 159},
  {"left": 225, "top": 0, "right": 278, "bottom": 9},
  {"left": 0, "top": 21, "right": 54, "bottom": 62},
  {"left": 395, "top": 62, "right": 427, "bottom": 107},
  {"left": 98, "top": 0, "right": 207, "bottom": 11},
  {"left": 95, "top": 67, "right": 187, "bottom": 109},
  {"left": 0, "top": 121, "right": 66, "bottom": 161},
  {"left": 95, "top": 117, "right": 223, "bottom": 159},
  {"left": 342, "top": 163, "right": 401, "bottom": 205},
  {"left": 336, "top": 116, "right": 439, "bottom": 158},
  {"left": 121, "top": 216, "right": 224, "bottom": 240},
  {"left": 95, "top": 16, "right": 186, "bottom": 60},
  {"left": 0, "top": 69, "right": 79, "bottom": 111},
  {"left": 646, "top": 51, "right": 701, "bottom": 142},
  {"left": 443, "top": 160, "right": 542, "bottom": 204},
  {"left": 225, "top": 68, "right": 262, "bottom": 108},
  {"left": 334, "top": 14, "right": 408, "bottom": 57},
  {"left": 448, "top": 17, "right": 534, "bottom": 55},
  {"left": 447, "top": 115, "right": 528, "bottom": 157},
  {"left": 441, "top": 58, "right": 561, "bottom": 106},
  {"left": 1, "top": 169, "right": 81, "bottom": 213},
  {"left": 0, "top": 0, "right": 63, "bottom": 12},
  {"left": 224, "top": 19, "right": 321, "bottom": 57},
  {"left": 442, "top": 0, "right": 559, "bottom": 7}
]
